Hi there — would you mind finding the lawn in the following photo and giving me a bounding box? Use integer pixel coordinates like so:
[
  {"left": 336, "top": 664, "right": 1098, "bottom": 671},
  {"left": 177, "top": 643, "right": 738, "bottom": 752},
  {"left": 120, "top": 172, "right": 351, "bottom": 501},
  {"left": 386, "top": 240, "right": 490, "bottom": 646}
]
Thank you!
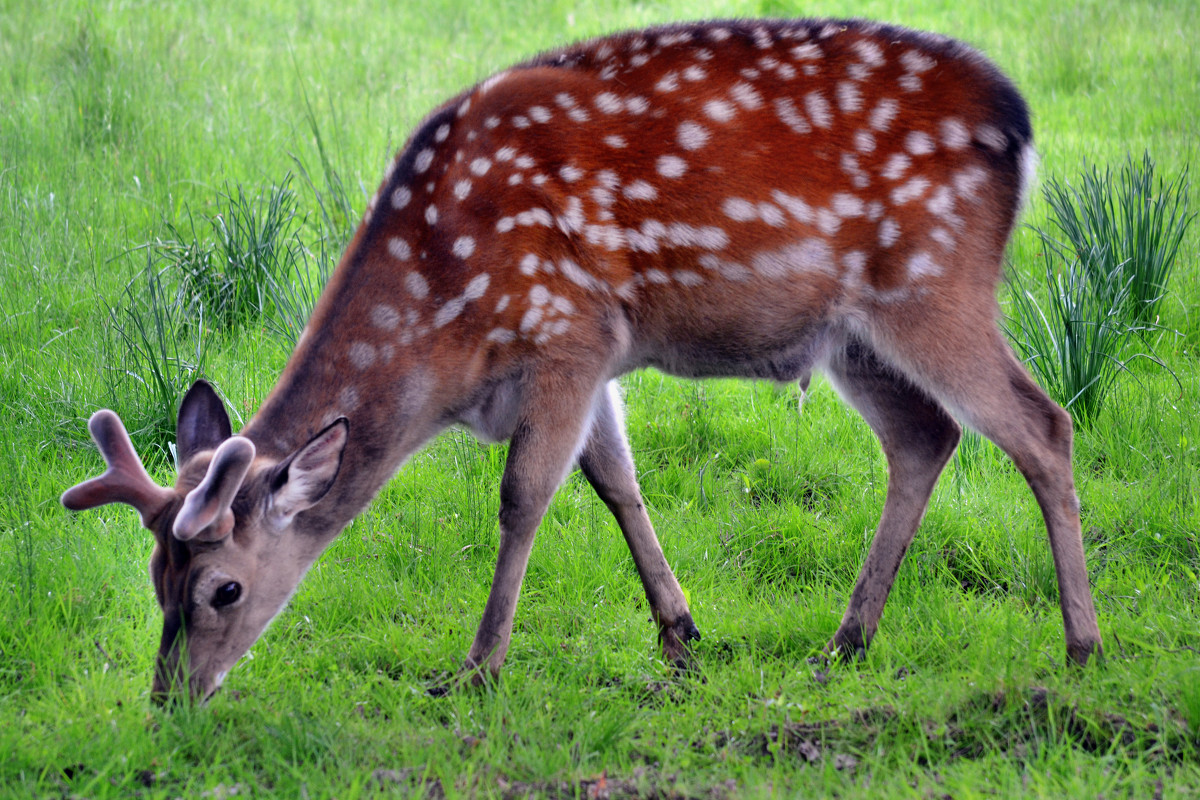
[{"left": 1, "top": 0, "right": 1198, "bottom": 797}]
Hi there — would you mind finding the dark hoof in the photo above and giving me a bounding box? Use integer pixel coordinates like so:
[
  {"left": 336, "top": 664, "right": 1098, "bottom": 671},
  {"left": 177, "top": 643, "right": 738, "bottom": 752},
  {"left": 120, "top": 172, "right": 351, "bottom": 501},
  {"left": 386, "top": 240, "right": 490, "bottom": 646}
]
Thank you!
[
  {"left": 1067, "top": 639, "right": 1104, "bottom": 667},
  {"left": 824, "top": 633, "right": 867, "bottom": 663},
  {"left": 660, "top": 613, "right": 702, "bottom": 669}
]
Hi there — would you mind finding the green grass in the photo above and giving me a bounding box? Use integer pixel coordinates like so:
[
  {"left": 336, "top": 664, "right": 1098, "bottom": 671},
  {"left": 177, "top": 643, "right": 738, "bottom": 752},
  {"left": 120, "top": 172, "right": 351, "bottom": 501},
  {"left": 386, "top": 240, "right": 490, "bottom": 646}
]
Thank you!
[{"left": 2, "top": 0, "right": 1199, "bottom": 797}]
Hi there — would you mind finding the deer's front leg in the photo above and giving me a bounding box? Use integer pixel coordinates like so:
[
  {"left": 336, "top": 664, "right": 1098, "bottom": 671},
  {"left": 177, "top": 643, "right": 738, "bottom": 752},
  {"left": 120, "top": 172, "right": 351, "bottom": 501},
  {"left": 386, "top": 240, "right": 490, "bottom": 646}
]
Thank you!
[
  {"left": 577, "top": 382, "right": 699, "bottom": 667},
  {"left": 464, "top": 370, "right": 603, "bottom": 679}
]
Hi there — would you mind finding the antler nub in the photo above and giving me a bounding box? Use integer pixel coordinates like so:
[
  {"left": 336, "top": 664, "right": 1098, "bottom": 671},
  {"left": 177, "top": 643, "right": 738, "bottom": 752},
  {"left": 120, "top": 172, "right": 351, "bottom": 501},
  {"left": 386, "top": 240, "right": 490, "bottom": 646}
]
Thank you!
[
  {"left": 173, "top": 436, "right": 256, "bottom": 542},
  {"left": 61, "top": 410, "right": 176, "bottom": 527}
]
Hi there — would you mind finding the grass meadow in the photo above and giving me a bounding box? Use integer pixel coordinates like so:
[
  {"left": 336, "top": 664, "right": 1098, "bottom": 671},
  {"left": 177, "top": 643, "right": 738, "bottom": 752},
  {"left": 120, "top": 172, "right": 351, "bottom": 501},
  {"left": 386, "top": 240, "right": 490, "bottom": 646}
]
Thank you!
[{"left": 2, "top": 0, "right": 1199, "bottom": 796}]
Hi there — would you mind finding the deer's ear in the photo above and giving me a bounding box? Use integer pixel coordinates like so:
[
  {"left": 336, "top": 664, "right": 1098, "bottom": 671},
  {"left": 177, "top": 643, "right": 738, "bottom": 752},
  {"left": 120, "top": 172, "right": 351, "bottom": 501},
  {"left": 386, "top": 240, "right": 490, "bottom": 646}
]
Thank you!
[
  {"left": 177, "top": 381, "right": 232, "bottom": 463},
  {"left": 266, "top": 419, "right": 349, "bottom": 527},
  {"left": 173, "top": 436, "right": 256, "bottom": 542}
]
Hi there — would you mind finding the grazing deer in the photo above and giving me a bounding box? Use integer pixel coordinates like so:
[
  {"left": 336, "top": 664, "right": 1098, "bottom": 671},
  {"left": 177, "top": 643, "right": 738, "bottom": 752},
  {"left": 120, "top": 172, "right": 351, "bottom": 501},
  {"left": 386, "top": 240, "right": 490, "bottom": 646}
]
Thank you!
[{"left": 63, "top": 17, "right": 1102, "bottom": 702}]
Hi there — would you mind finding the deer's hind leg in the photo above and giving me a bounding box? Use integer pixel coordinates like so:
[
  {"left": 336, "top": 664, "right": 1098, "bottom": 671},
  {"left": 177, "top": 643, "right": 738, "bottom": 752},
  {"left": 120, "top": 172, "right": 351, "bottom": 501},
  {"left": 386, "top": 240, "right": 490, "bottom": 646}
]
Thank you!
[
  {"left": 876, "top": 312, "right": 1102, "bottom": 665},
  {"left": 577, "top": 381, "right": 699, "bottom": 666},
  {"left": 823, "top": 336, "right": 963, "bottom": 658}
]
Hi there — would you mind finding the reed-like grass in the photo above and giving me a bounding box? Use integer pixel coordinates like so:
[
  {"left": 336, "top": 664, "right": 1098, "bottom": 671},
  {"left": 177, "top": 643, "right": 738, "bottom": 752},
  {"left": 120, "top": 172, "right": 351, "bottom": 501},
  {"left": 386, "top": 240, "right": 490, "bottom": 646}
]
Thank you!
[
  {"left": 1006, "top": 153, "right": 1190, "bottom": 426},
  {"left": 1042, "top": 152, "right": 1193, "bottom": 327}
]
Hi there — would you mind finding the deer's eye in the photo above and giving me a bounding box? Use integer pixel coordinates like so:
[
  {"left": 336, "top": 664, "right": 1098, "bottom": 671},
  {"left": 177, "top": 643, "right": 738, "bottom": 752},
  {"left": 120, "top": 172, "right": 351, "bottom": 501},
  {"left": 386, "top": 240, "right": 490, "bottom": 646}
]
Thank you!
[{"left": 212, "top": 581, "right": 242, "bottom": 608}]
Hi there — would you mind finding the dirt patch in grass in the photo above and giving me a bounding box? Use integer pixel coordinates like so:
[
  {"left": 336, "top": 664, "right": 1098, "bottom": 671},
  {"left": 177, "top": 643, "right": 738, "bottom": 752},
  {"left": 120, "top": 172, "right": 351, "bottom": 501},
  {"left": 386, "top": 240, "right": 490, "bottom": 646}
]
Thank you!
[
  {"left": 742, "top": 687, "right": 1195, "bottom": 770},
  {"left": 371, "top": 765, "right": 737, "bottom": 800}
]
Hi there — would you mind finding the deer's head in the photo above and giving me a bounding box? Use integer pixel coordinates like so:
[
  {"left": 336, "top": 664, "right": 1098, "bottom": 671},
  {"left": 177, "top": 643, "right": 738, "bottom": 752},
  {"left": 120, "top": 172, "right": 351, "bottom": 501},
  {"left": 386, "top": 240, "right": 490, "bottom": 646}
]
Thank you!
[{"left": 61, "top": 381, "right": 348, "bottom": 703}]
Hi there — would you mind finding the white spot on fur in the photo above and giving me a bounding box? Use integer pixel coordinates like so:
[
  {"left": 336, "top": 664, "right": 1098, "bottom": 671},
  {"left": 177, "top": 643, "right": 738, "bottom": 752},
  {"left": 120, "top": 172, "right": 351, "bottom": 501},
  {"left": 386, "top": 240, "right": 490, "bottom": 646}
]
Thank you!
[
  {"left": 371, "top": 305, "right": 400, "bottom": 330},
  {"left": 881, "top": 153, "right": 912, "bottom": 181},
  {"left": 557, "top": 196, "right": 586, "bottom": 234},
  {"left": 774, "top": 97, "right": 811, "bottom": 134},
  {"left": 404, "top": 271, "right": 429, "bottom": 299},
  {"left": 955, "top": 166, "right": 988, "bottom": 199},
  {"left": 931, "top": 227, "right": 956, "bottom": 250},
  {"left": 704, "top": 99, "right": 736, "bottom": 122},
  {"left": 940, "top": 118, "right": 970, "bottom": 150},
  {"left": 900, "top": 50, "right": 936, "bottom": 73},
  {"left": 837, "top": 81, "right": 863, "bottom": 114},
  {"left": 470, "top": 158, "right": 492, "bottom": 176},
  {"left": 730, "top": 81, "right": 764, "bottom": 110},
  {"left": 453, "top": 236, "right": 476, "bottom": 259},
  {"left": 771, "top": 190, "right": 814, "bottom": 224},
  {"left": 842, "top": 250, "right": 867, "bottom": 283},
  {"left": 723, "top": 197, "right": 756, "bottom": 222},
  {"left": 926, "top": 185, "right": 956, "bottom": 220},
  {"left": 520, "top": 306, "right": 544, "bottom": 333},
  {"left": 907, "top": 251, "right": 941, "bottom": 279},
  {"left": 595, "top": 92, "right": 623, "bottom": 114},
  {"left": 805, "top": 91, "right": 832, "bottom": 128},
  {"left": 655, "top": 72, "right": 680, "bottom": 92},
  {"left": 752, "top": 239, "right": 835, "bottom": 279},
  {"left": 677, "top": 121, "right": 710, "bottom": 150},
  {"left": 464, "top": 273, "right": 489, "bottom": 300},
  {"left": 891, "top": 176, "right": 930, "bottom": 205},
  {"left": 657, "top": 155, "right": 687, "bottom": 178},
  {"left": 851, "top": 39, "right": 885, "bottom": 67},
  {"left": 486, "top": 328, "right": 516, "bottom": 343},
  {"left": 388, "top": 237, "right": 412, "bottom": 261},
  {"left": 425, "top": 205, "right": 438, "bottom": 225},
  {"left": 560, "top": 164, "right": 584, "bottom": 182},
  {"left": 414, "top": 149, "right": 435, "bottom": 173},
  {"left": 879, "top": 218, "right": 900, "bottom": 248},
  {"left": 454, "top": 179, "right": 472, "bottom": 200},
  {"left": 905, "top": 131, "right": 936, "bottom": 156},
  {"left": 832, "top": 193, "right": 865, "bottom": 218},
  {"left": 391, "top": 186, "right": 411, "bottom": 209},
  {"left": 868, "top": 98, "right": 899, "bottom": 131},
  {"left": 791, "top": 42, "right": 822, "bottom": 60},
  {"left": 624, "top": 180, "right": 657, "bottom": 201},
  {"left": 348, "top": 341, "right": 376, "bottom": 370},
  {"left": 817, "top": 208, "right": 841, "bottom": 236},
  {"left": 435, "top": 299, "right": 466, "bottom": 328},
  {"left": 604, "top": 135, "right": 627, "bottom": 148},
  {"left": 758, "top": 203, "right": 786, "bottom": 227}
]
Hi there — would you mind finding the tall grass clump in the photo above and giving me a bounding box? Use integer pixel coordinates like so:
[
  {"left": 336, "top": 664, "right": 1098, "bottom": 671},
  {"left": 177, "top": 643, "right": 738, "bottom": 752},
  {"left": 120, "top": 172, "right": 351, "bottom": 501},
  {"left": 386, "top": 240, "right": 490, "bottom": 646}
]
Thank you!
[
  {"left": 105, "top": 255, "right": 210, "bottom": 459},
  {"left": 1006, "top": 153, "right": 1190, "bottom": 425},
  {"left": 1006, "top": 239, "right": 1142, "bottom": 424},
  {"left": 1041, "top": 151, "right": 1193, "bottom": 326},
  {"left": 158, "top": 176, "right": 307, "bottom": 331}
]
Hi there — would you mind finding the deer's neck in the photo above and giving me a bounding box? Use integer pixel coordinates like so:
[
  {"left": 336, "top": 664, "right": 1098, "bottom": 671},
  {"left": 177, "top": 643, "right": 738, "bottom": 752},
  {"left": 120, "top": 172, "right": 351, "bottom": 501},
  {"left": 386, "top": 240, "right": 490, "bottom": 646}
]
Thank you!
[{"left": 240, "top": 243, "right": 449, "bottom": 541}]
